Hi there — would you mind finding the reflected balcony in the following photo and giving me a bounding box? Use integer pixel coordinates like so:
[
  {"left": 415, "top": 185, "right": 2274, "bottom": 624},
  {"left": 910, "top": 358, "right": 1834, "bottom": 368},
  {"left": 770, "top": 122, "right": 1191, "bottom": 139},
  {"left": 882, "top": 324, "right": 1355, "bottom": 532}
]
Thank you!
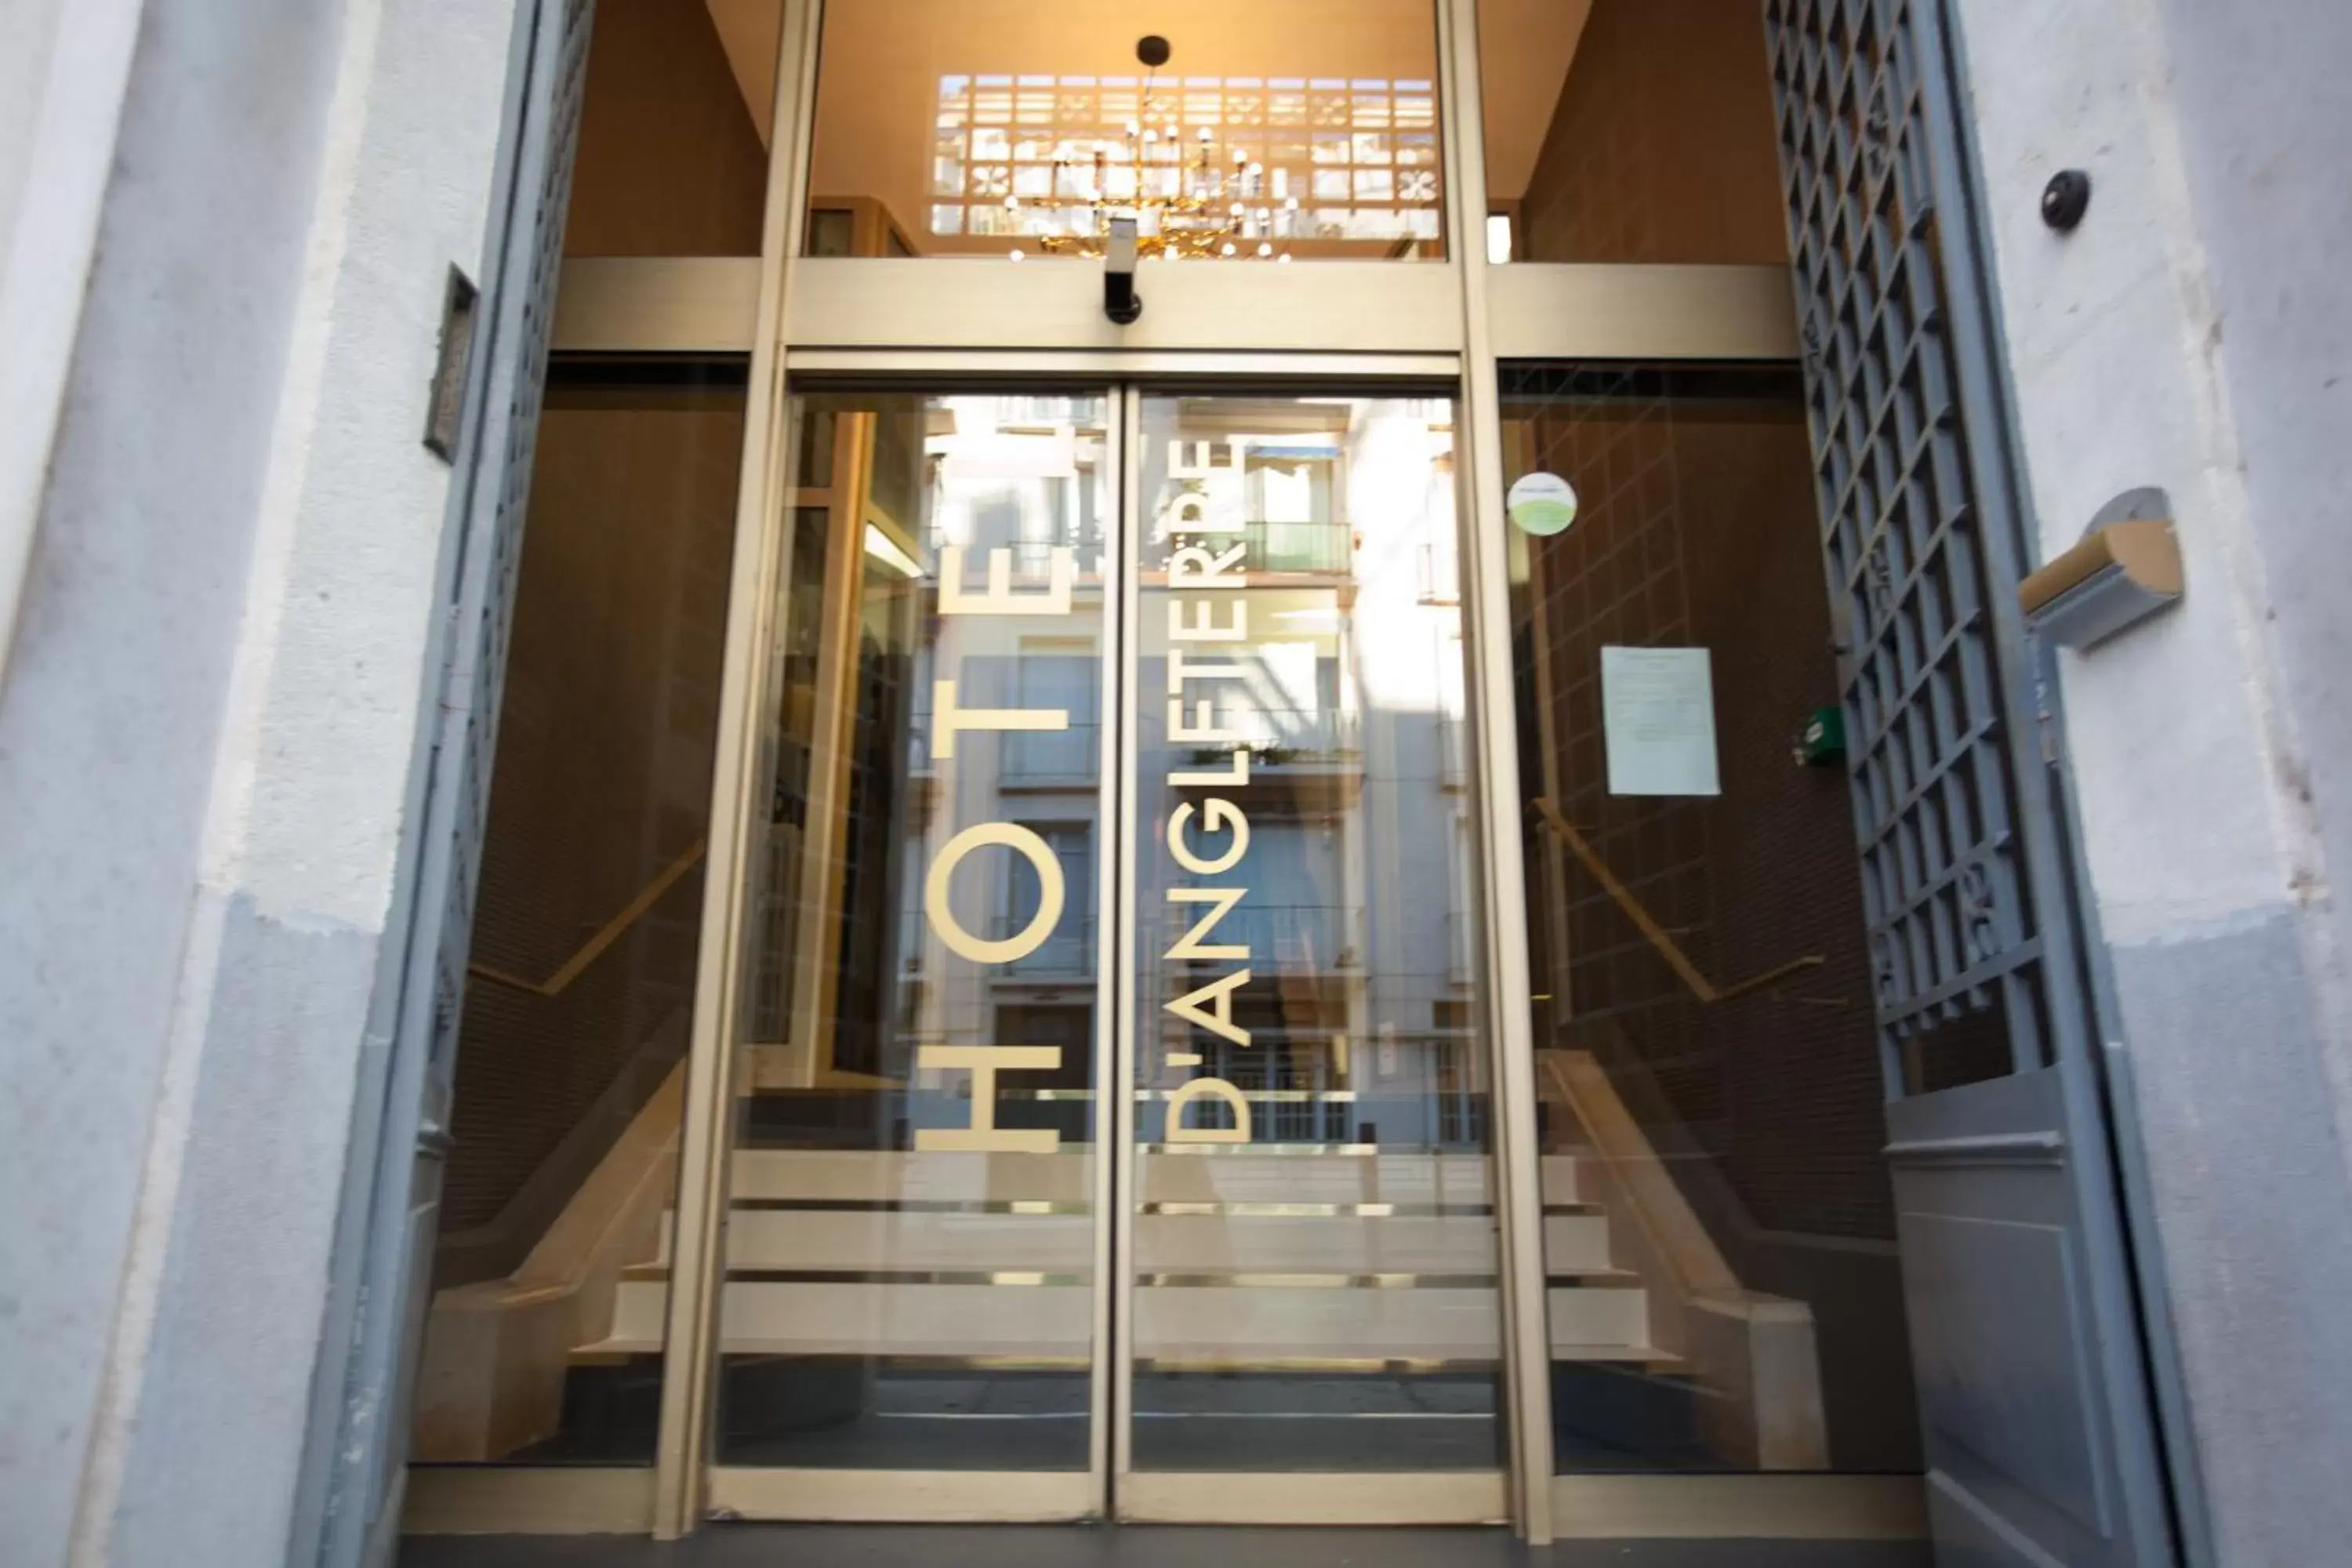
[
  {"left": 1446, "top": 908, "right": 1476, "bottom": 986},
  {"left": 1003, "top": 720, "right": 1101, "bottom": 789},
  {"left": 1164, "top": 902, "right": 1365, "bottom": 976},
  {"left": 1176, "top": 709, "right": 1363, "bottom": 789},
  {"left": 1439, "top": 713, "right": 1469, "bottom": 791},
  {"left": 1136, "top": 519, "right": 1354, "bottom": 580},
  {"left": 1417, "top": 537, "right": 1461, "bottom": 605},
  {"left": 1243, "top": 517, "right": 1353, "bottom": 576},
  {"left": 986, "top": 913, "right": 1098, "bottom": 981}
]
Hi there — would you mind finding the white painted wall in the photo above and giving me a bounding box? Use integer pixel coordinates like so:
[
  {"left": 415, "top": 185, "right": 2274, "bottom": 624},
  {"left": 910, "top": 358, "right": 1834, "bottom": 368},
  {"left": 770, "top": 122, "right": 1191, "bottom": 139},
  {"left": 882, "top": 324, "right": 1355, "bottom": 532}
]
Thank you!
[
  {"left": 1951, "top": 0, "right": 2352, "bottom": 1561},
  {"left": 2145, "top": 0, "right": 2352, "bottom": 1120},
  {"left": 0, "top": 0, "right": 144, "bottom": 684},
  {"left": 0, "top": 2, "right": 520, "bottom": 1564}
]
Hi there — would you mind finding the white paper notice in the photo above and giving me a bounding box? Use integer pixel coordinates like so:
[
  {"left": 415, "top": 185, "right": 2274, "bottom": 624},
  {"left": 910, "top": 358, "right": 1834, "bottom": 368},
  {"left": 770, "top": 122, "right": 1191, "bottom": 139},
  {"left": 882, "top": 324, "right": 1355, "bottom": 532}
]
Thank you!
[{"left": 1601, "top": 646, "right": 1721, "bottom": 797}]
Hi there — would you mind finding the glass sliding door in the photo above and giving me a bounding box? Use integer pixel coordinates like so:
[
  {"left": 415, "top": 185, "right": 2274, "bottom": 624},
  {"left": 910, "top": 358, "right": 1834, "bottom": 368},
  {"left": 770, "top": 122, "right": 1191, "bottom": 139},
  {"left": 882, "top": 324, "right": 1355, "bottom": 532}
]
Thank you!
[
  {"left": 1119, "top": 393, "right": 1505, "bottom": 1518},
  {"left": 414, "top": 358, "right": 745, "bottom": 1472},
  {"left": 1501, "top": 362, "right": 1932, "bottom": 1534},
  {"left": 686, "top": 383, "right": 1507, "bottom": 1523},
  {"left": 702, "top": 390, "right": 1119, "bottom": 1517}
]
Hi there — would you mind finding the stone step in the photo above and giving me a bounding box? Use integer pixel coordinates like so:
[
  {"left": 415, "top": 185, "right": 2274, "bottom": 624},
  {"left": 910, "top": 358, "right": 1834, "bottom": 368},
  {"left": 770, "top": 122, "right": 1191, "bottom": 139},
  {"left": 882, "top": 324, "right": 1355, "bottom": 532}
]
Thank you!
[
  {"left": 718, "top": 1147, "right": 1532, "bottom": 1207},
  {"left": 644, "top": 1206, "right": 1612, "bottom": 1276},
  {"left": 585, "top": 1273, "right": 1654, "bottom": 1365}
]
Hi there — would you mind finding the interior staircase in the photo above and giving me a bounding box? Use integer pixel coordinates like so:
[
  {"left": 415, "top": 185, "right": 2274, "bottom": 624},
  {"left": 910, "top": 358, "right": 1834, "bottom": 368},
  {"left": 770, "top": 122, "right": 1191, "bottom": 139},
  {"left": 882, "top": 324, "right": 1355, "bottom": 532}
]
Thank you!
[
  {"left": 575, "top": 1145, "right": 1670, "bottom": 1367},
  {"left": 419, "top": 1061, "right": 1824, "bottom": 1471}
]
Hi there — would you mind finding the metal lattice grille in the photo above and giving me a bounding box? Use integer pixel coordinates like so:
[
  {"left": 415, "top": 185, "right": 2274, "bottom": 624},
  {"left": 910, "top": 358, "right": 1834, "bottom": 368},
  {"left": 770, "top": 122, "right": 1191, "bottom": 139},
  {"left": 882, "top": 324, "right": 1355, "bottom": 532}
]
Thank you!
[
  {"left": 312, "top": 3, "right": 602, "bottom": 1560},
  {"left": 432, "top": 0, "right": 597, "bottom": 1068},
  {"left": 1765, "top": 0, "right": 2043, "bottom": 1084}
]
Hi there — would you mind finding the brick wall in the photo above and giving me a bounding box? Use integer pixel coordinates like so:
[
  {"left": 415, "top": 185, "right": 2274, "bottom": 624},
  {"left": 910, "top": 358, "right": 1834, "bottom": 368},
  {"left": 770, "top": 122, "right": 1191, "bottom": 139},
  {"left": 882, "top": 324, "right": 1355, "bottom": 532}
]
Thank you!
[
  {"left": 439, "top": 370, "right": 742, "bottom": 1256},
  {"left": 1515, "top": 0, "right": 1788, "bottom": 266},
  {"left": 1511, "top": 365, "right": 1895, "bottom": 1242},
  {"left": 561, "top": 0, "right": 769, "bottom": 258}
]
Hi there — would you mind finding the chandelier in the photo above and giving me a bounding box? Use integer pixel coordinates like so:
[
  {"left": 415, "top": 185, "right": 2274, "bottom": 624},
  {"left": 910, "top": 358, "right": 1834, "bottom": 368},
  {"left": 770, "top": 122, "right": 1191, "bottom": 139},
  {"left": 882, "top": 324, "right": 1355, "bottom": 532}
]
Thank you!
[{"left": 1008, "top": 36, "right": 1294, "bottom": 263}]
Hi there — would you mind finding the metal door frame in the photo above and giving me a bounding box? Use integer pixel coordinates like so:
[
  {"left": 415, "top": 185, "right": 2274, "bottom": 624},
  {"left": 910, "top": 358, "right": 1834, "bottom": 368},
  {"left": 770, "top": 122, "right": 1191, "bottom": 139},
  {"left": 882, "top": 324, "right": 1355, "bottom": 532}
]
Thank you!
[
  {"left": 709, "top": 372, "right": 1127, "bottom": 1527},
  {"left": 1760, "top": 0, "right": 2189, "bottom": 1563},
  {"left": 681, "top": 366, "right": 1515, "bottom": 1533},
  {"left": 648, "top": 0, "right": 1573, "bottom": 1534},
  {"left": 390, "top": 0, "right": 1884, "bottom": 1544},
  {"left": 1102, "top": 376, "right": 1507, "bottom": 1529},
  {"left": 650, "top": 0, "right": 1814, "bottom": 1541},
  {"left": 296, "top": 1, "right": 598, "bottom": 1562}
]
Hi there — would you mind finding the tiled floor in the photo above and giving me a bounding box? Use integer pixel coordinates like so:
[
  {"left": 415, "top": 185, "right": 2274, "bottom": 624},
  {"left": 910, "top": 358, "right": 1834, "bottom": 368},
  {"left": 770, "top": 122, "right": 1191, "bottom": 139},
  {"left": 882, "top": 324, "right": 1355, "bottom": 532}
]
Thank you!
[{"left": 398, "top": 1525, "right": 1935, "bottom": 1568}]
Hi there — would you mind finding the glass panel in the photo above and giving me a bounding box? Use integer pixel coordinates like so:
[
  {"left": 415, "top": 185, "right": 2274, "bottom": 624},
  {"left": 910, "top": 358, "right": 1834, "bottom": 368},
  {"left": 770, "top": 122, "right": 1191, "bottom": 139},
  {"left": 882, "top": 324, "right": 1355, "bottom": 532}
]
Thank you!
[
  {"left": 563, "top": 0, "right": 781, "bottom": 257},
  {"left": 416, "top": 358, "right": 747, "bottom": 1464},
  {"left": 1476, "top": 0, "right": 1788, "bottom": 264},
  {"left": 715, "top": 392, "right": 1114, "bottom": 1472},
  {"left": 1501, "top": 363, "right": 1926, "bottom": 1481},
  {"left": 1128, "top": 394, "right": 1501, "bottom": 1472},
  {"left": 807, "top": 0, "right": 1446, "bottom": 260}
]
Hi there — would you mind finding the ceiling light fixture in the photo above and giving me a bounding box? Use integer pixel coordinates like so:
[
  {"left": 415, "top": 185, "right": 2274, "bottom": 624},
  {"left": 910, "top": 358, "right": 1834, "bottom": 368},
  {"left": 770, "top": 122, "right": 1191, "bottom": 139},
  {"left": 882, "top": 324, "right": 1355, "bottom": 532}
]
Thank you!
[{"left": 1026, "top": 36, "right": 1292, "bottom": 263}]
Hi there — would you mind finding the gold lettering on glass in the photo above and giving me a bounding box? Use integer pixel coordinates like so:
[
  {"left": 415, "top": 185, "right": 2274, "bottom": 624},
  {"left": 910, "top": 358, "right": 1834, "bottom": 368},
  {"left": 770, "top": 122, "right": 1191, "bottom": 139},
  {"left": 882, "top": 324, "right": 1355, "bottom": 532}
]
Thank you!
[
  {"left": 1164, "top": 1076, "right": 1254, "bottom": 1143},
  {"left": 1167, "top": 799, "right": 1250, "bottom": 875},
  {"left": 938, "top": 543, "right": 1077, "bottom": 616},
  {"left": 1164, "top": 886, "right": 1250, "bottom": 962},
  {"left": 916, "top": 517, "right": 1083, "bottom": 1156},
  {"left": 914, "top": 1045, "right": 1064, "bottom": 1153},
  {"left": 931, "top": 677, "right": 1068, "bottom": 759},
  {"left": 1152, "top": 434, "right": 1267, "bottom": 1145},
  {"left": 1168, "top": 597, "right": 1247, "bottom": 642}
]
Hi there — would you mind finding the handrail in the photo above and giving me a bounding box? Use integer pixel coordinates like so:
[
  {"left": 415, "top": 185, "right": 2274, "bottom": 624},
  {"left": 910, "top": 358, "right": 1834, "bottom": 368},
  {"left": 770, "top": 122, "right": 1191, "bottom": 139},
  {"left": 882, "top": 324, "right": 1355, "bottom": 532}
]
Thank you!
[
  {"left": 468, "top": 839, "right": 708, "bottom": 999},
  {"left": 1537, "top": 1047, "right": 1738, "bottom": 1298},
  {"left": 1530, "top": 797, "right": 1824, "bottom": 1004},
  {"left": 1537, "top": 1042, "right": 1832, "bottom": 1469}
]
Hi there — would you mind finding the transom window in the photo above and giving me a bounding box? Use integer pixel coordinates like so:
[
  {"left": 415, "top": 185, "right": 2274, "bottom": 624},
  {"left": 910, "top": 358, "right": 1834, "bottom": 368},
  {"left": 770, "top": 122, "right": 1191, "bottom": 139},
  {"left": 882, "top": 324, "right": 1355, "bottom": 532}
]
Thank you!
[{"left": 931, "top": 74, "right": 1444, "bottom": 249}]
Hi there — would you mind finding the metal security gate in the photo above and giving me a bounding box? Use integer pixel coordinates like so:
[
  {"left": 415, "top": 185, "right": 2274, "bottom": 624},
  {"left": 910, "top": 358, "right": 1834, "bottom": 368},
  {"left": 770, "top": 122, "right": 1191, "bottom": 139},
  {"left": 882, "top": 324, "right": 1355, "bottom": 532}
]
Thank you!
[
  {"left": 1762, "top": 1, "right": 2176, "bottom": 1564},
  {"left": 289, "top": 3, "right": 596, "bottom": 1565}
]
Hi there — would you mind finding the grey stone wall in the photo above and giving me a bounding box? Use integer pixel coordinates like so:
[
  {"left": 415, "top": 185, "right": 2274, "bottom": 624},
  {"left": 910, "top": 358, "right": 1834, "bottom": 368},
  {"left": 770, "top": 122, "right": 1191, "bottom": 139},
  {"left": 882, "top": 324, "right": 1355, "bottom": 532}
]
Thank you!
[
  {"left": 1952, "top": 1, "right": 2352, "bottom": 1561},
  {"left": 0, "top": 2, "right": 520, "bottom": 1563}
]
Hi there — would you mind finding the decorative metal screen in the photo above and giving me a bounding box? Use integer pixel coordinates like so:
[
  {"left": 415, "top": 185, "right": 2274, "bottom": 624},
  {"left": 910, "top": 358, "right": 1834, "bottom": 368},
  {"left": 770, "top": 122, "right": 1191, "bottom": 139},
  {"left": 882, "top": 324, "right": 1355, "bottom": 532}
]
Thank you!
[
  {"left": 437, "top": 0, "right": 595, "bottom": 1040},
  {"left": 302, "top": 3, "right": 597, "bottom": 1564},
  {"left": 1763, "top": 0, "right": 2053, "bottom": 1094},
  {"left": 931, "top": 73, "right": 1443, "bottom": 245}
]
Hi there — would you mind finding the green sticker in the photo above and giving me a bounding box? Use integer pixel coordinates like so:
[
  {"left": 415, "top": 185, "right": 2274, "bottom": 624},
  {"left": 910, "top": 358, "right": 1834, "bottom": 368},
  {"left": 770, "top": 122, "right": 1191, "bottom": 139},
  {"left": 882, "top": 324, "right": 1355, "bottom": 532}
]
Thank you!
[{"left": 1508, "top": 472, "right": 1578, "bottom": 536}]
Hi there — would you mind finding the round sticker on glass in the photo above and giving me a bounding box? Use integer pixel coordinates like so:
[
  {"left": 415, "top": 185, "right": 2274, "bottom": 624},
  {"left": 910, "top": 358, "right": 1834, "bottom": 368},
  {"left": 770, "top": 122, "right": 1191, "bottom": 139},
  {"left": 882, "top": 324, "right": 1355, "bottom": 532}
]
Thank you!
[{"left": 1508, "top": 472, "right": 1578, "bottom": 536}]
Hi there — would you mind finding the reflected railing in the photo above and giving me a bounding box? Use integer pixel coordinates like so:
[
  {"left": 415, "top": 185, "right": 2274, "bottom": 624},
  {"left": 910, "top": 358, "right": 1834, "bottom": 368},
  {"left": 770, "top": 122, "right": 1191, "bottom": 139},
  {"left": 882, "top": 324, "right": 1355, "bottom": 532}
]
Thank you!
[
  {"left": 1439, "top": 713, "right": 1469, "bottom": 788},
  {"left": 990, "top": 395, "right": 1098, "bottom": 427},
  {"left": 1164, "top": 902, "right": 1365, "bottom": 973},
  {"left": 1417, "top": 537, "right": 1461, "bottom": 604},
  {"left": 1133, "top": 517, "right": 1352, "bottom": 575},
  {"left": 953, "top": 536, "right": 1111, "bottom": 578},
  {"left": 923, "top": 518, "right": 1343, "bottom": 579},
  {"left": 986, "top": 912, "right": 1098, "bottom": 977},
  {"left": 1163, "top": 1034, "right": 1488, "bottom": 1149},
  {"left": 1247, "top": 517, "right": 1352, "bottom": 575},
  {"left": 1004, "top": 720, "right": 1101, "bottom": 784},
  {"left": 1174, "top": 709, "right": 1361, "bottom": 769},
  {"left": 1446, "top": 908, "right": 1475, "bottom": 985}
]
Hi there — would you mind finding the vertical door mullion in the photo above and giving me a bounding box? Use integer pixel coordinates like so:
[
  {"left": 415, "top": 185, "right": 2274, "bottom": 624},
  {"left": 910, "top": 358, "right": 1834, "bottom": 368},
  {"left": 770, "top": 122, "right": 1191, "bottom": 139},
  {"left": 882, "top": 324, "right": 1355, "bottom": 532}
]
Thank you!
[
  {"left": 1437, "top": 0, "right": 1558, "bottom": 1539},
  {"left": 1109, "top": 385, "right": 1145, "bottom": 1509},
  {"left": 653, "top": 0, "right": 821, "bottom": 1537},
  {"left": 1087, "top": 383, "right": 1130, "bottom": 1517}
]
